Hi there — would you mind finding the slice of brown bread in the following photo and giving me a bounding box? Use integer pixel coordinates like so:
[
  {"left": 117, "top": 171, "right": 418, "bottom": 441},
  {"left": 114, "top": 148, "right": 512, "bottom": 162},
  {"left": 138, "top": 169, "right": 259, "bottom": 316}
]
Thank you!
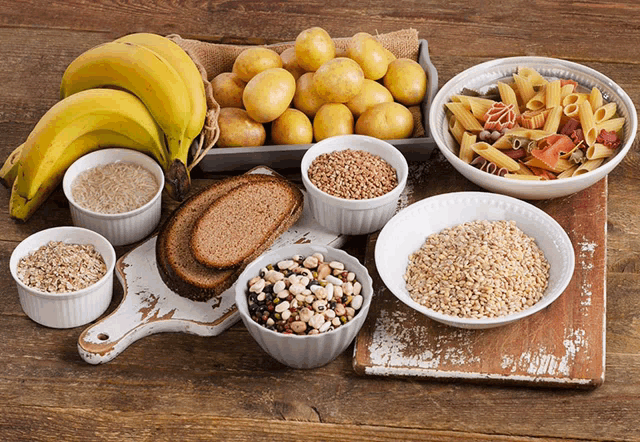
[
  {"left": 156, "top": 174, "right": 286, "bottom": 301},
  {"left": 190, "top": 176, "right": 304, "bottom": 269}
]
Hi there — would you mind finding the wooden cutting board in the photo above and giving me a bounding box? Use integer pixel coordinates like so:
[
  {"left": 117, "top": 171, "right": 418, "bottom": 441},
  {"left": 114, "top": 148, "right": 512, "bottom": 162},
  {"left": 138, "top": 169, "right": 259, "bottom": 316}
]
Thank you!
[
  {"left": 353, "top": 168, "right": 607, "bottom": 388},
  {"left": 77, "top": 167, "right": 346, "bottom": 364}
]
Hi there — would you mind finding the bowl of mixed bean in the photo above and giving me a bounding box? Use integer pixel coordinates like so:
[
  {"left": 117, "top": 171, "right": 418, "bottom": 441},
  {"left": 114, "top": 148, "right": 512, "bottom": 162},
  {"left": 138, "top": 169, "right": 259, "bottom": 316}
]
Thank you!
[{"left": 235, "top": 244, "right": 373, "bottom": 369}]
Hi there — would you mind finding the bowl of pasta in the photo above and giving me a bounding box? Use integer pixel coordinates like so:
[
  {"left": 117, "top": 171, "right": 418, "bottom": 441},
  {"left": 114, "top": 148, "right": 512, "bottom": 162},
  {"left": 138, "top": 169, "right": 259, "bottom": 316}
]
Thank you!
[{"left": 429, "top": 56, "right": 637, "bottom": 200}]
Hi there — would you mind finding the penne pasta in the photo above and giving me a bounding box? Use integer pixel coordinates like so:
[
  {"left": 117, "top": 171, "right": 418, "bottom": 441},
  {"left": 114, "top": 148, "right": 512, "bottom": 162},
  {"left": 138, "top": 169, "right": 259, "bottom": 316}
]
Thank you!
[
  {"left": 471, "top": 142, "right": 520, "bottom": 171},
  {"left": 459, "top": 132, "right": 477, "bottom": 164},
  {"left": 443, "top": 67, "right": 626, "bottom": 182},
  {"left": 446, "top": 102, "right": 484, "bottom": 132},
  {"left": 589, "top": 87, "right": 604, "bottom": 111},
  {"left": 545, "top": 80, "right": 561, "bottom": 109},
  {"left": 560, "top": 83, "right": 575, "bottom": 99},
  {"left": 469, "top": 99, "right": 496, "bottom": 121},
  {"left": 504, "top": 174, "right": 545, "bottom": 181},
  {"left": 526, "top": 88, "right": 546, "bottom": 111},
  {"left": 543, "top": 106, "right": 563, "bottom": 133},
  {"left": 505, "top": 127, "right": 552, "bottom": 140},
  {"left": 492, "top": 135, "right": 514, "bottom": 150},
  {"left": 514, "top": 163, "right": 535, "bottom": 176},
  {"left": 594, "top": 102, "right": 617, "bottom": 124},
  {"left": 587, "top": 143, "right": 616, "bottom": 160},
  {"left": 497, "top": 82, "right": 520, "bottom": 116},
  {"left": 573, "top": 158, "right": 604, "bottom": 176},
  {"left": 578, "top": 100, "right": 597, "bottom": 146},
  {"left": 562, "top": 92, "right": 588, "bottom": 107},
  {"left": 524, "top": 157, "right": 574, "bottom": 174},
  {"left": 448, "top": 115, "right": 466, "bottom": 145},
  {"left": 557, "top": 164, "right": 580, "bottom": 179},
  {"left": 517, "top": 67, "right": 548, "bottom": 86},
  {"left": 563, "top": 103, "right": 580, "bottom": 118},
  {"left": 597, "top": 117, "right": 625, "bottom": 133},
  {"left": 513, "top": 74, "right": 536, "bottom": 104}
]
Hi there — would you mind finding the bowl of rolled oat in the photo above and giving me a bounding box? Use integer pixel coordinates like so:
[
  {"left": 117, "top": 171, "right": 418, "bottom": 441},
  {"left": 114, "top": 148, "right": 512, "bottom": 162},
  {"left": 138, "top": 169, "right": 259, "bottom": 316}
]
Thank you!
[
  {"left": 375, "top": 191, "right": 575, "bottom": 329},
  {"left": 63, "top": 148, "right": 164, "bottom": 246},
  {"left": 235, "top": 244, "right": 373, "bottom": 369},
  {"left": 301, "top": 134, "right": 408, "bottom": 235},
  {"left": 9, "top": 226, "right": 116, "bottom": 328}
]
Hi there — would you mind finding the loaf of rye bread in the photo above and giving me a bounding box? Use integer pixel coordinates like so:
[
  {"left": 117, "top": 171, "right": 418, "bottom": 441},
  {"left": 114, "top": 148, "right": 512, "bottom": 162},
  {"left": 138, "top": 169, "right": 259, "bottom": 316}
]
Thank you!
[{"left": 156, "top": 174, "right": 304, "bottom": 301}]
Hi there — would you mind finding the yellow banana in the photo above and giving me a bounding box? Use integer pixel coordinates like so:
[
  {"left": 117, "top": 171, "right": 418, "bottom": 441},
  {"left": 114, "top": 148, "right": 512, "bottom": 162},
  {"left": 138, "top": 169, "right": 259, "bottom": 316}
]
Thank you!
[
  {"left": 60, "top": 40, "right": 192, "bottom": 199},
  {"left": 115, "top": 33, "right": 206, "bottom": 143},
  {"left": 10, "top": 130, "right": 159, "bottom": 222},
  {"left": 115, "top": 33, "right": 207, "bottom": 201},
  {"left": 16, "top": 88, "right": 167, "bottom": 201},
  {"left": 0, "top": 143, "right": 23, "bottom": 188}
]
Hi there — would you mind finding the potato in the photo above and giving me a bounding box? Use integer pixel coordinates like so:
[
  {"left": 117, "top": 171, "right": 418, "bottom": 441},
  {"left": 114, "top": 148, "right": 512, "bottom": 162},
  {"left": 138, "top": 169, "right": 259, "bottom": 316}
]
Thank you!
[
  {"left": 243, "top": 68, "right": 296, "bottom": 123},
  {"left": 271, "top": 108, "right": 313, "bottom": 145},
  {"left": 346, "top": 32, "right": 389, "bottom": 80},
  {"left": 217, "top": 108, "right": 266, "bottom": 148},
  {"left": 295, "top": 27, "right": 335, "bottom": 72},
  {"left": 313, "top": 57, "right": 364, "bottom": 103},
  {"left": 383, "top": 47, "right": 397, "bottom": 63},
  {"left": 383, "top": 58, "right": 427, "bottom": 106},
  {"left": 210, "top": 72, "right": 246, "bottom": 108},
  {"left": 279, "top": 47, "right": 305, "bottom": 81},
  {"left": 355, "top": 102, "right": 414, "bottom": 140},
  {"left": 232, "top": 47, "right": 283, "bottom": 82},
  {"left": 313, "top": 103, "right": 354, "bottom": 141},
  {"left": 346, "top": 79, "right": 393, "bottom": 118},
  {"left": 292, "top": 72, "right": 326, "bottom": 118}
]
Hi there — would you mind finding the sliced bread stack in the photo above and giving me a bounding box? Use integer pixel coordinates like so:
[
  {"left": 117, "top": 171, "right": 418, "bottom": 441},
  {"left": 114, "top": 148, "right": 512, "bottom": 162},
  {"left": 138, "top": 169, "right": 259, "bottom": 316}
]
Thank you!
[{"left": 156, "top": 174, "right": 303, "bottom": 301}]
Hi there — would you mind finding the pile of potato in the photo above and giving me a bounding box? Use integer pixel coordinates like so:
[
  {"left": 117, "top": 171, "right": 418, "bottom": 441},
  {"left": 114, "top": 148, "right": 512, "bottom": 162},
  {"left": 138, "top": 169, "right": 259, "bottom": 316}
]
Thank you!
[{"left": 211, "top": 27, "right": 427, "bottom": 148}]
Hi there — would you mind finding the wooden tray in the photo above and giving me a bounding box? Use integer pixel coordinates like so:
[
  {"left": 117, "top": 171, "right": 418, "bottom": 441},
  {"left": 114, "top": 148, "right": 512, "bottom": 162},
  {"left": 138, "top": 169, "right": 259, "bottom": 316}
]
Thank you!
[
  {"left": 353, "top": 177, "right": 607, "bottom": 388},
  {"left": 197, "top": 40, "right": 438, "bottom": 172},
  {"left": 77, "top": 168, "right": 345, "bottom": 364}
]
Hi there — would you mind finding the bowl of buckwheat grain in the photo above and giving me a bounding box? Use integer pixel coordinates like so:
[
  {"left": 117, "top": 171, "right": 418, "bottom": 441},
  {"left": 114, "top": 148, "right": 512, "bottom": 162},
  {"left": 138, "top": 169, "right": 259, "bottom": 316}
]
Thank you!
[
  {"left": 235, "top": 244, "right": 373, "bottom": 369},
  {"left": 63, "top": 148, "right": 164, "bottom": 246},
  {"left": 375, "top": 191, "right": 575, "bottom": 329},
  {"left": 10, "top": 226, "right": 116, "bottom": 329},
  {"left": 301, "top": 134, "right": 408, "bottom": 235}
]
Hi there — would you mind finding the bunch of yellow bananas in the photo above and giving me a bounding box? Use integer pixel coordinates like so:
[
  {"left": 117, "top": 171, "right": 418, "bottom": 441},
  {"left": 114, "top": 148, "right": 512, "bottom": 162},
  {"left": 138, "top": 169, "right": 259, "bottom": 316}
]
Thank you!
[{"left": 0, "top": 33, "right": 207, "bottom": 221}]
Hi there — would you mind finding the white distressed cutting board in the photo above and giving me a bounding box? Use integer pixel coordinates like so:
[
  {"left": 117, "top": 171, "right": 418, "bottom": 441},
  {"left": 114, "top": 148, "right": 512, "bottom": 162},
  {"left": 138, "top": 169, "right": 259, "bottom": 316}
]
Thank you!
[
  {"left": 353, "top": 177, "right": 607, "bottom": 388},
  {"left": 78, "top": 169, "right": 345, "bottom": 364}
]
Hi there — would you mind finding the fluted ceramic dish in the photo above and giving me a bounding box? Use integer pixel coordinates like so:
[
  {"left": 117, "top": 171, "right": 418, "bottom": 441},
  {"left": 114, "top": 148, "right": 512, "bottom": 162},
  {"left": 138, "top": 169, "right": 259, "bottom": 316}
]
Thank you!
[
  {"left": 375, "top": 192, "right": 575, "bottom": 329},
  {"left": 429, "top": 56, "right": 637, "bottom": 200},
  {"left": 63, "top": 148, "right": 164, "bottom": 246},
  {"left": 9, "top": 226, "right": 116, "bottom": 329},
  {"left": 300, "top": 134, "right": 408, "bottom": 235},
  {"left": 235, "top": 244, "right": 373, "bottom": 369}
]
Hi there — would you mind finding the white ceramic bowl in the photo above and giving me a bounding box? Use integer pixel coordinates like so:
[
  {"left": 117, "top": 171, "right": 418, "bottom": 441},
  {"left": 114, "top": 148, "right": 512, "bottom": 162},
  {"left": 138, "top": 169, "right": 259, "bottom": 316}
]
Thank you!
[
  {"left": 300, "top": 135, "right": 408, "bottom": 235},
  {"left": 9, "top": 226, "right": 116, "bottom": 329},
  {"left": 235, "top": 244, "right": 373, "bottom": 369},
  {"left": 375, "top": 192, "right": 575, "bottom": 329},
  {"left": 429, "top": 56, "right": 637, "bottom": 200},
  {"left": 62, "top": 148, "right": 164, "bottom": 246}
]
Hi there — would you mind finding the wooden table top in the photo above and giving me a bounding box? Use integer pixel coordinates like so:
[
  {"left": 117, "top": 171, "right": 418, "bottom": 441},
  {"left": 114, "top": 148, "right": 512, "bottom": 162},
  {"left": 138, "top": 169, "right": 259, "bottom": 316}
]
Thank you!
[{"left": 2, "top": 1, "right": 639, "bottom": 441}]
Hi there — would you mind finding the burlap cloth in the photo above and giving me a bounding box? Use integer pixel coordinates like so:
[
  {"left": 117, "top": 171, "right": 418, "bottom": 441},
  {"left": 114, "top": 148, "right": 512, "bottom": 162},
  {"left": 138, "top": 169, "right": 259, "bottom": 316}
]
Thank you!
[{"left": 168, "top": 29, "right": 423, "bottom": 170}]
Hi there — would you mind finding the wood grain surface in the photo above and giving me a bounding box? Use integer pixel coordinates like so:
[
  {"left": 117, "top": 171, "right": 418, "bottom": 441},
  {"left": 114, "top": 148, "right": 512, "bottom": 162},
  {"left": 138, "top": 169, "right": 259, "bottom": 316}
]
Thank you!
[{"left": 1, "top": 1, "right": 640, "bottom": 441}]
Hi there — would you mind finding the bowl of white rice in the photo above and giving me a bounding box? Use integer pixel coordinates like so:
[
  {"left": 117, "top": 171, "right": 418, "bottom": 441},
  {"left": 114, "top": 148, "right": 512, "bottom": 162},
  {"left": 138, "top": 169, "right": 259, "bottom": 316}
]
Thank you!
[{"left": 62, "top": 148, "right": 164, "bottom": 246}]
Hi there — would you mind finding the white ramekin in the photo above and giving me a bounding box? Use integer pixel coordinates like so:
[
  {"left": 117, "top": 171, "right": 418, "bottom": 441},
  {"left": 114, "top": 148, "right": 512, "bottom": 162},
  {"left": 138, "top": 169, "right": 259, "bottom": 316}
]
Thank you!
[
  {"left": 300, "top": 135, "right": 408, "bottom": 235},
  {"left": 235, "top": 244, "right": 373, "bottom": 369},
  {"left": 62, "top": 148, "right": 164, "bottom": 246},
  {"left": 9, "top": 226, "right": 116, "bottom": 329}
]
